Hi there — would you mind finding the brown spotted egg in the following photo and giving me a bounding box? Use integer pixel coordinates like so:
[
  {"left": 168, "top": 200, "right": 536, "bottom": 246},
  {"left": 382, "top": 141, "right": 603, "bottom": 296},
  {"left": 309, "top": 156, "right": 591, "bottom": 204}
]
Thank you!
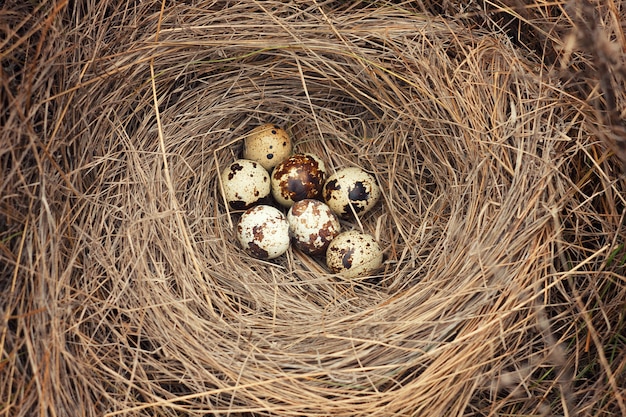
[
  {"left": 220, "top": 159, "right": 270, "bottom": 210},
  {"left": 323, "top": 167, "right": 380, "bottom": 219},
  {"left": 271, "top": 153, "right": 326, "bottom": 207},
  {"left": 237, "top": 205, "right": 290, "bottom": 260},
  {"left": 287, "top": 199, "right": 340, "bottom": 255},
  {"left": 326, "top": 230, "right": 383, "bottom": 278},
  {"left": 244, "top": 123, "right": 292, "bottom": 170}
]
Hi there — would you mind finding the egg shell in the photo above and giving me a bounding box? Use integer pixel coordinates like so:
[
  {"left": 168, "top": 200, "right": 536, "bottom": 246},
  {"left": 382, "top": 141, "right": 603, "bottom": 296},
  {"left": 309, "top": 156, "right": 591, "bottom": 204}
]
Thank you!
[
  {"left": 326, "top": 230, "right": 383, "bottom": 278},
  {"left": 220, "top": 159, "right": 271, "bottom": 210},
  {"left": 243, "top": 123, "right": 292, "bottom": 170},
  {"left": 237, "top": 205, "right": 290, "bottom": 260},
  {"left": 287, "top": 199, "right": 341, "bottom": 255},
  {"left": 271, "top": 153, "right": 326, "bottom": 207},
  {"left": 323, "top": 167, "right": 381, "bottom": 219}
]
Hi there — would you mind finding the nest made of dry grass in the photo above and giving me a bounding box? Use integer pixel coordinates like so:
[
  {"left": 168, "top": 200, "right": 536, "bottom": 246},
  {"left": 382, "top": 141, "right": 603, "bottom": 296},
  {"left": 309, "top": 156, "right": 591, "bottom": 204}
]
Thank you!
[{"left": 2, "top": 1, "right": 625, "bottom": 416}]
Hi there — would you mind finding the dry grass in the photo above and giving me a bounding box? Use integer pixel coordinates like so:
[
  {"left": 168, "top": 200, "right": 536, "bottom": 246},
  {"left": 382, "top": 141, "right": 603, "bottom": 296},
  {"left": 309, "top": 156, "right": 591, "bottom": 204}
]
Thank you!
[{"left": 1, "top": 1, "right": 625, "bottom": 416}]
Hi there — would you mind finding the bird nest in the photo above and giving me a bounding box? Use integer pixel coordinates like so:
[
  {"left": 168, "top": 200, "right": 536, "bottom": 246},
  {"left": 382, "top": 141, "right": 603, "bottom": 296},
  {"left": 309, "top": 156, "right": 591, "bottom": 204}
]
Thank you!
[{"left": 2, "top": 1, "right": 625, "bottom": 416}]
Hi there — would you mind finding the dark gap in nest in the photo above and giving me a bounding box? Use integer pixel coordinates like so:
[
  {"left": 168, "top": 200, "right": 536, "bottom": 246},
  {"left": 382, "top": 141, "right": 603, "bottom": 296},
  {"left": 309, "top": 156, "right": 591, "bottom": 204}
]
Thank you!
[
  {"left": 398, "top": 0, "right": 563, "bottom": 63},
  {"left": 0, "top": 2, "right": 46, "bottom": 108},
  {"left": 545, "top": 261, "right": 625, "bottom": 398},
  {"left": 162, "top": 76, "right": 208, "bottom": 110},
  {"left": 385, "top": 362, "right": 432, "bottom": 390},
  {"left": 478, "top": 1, "right": 562, "bottom": 60}
]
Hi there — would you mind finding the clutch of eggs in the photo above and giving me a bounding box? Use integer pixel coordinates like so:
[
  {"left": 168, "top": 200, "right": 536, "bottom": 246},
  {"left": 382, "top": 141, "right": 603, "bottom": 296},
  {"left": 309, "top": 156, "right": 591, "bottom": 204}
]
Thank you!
[{"left": 224, "top": 125, "right": 383, "bottom": 278}]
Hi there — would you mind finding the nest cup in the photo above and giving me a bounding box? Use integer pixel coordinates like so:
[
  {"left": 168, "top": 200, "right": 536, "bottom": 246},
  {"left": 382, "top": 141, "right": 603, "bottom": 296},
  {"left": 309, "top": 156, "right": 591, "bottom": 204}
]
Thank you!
[
  {"left": 88, "top": 16, "right": 553, "bottom": 412},
  {"left": 3, "top": 1, "right": 626, "bottom": 416}
]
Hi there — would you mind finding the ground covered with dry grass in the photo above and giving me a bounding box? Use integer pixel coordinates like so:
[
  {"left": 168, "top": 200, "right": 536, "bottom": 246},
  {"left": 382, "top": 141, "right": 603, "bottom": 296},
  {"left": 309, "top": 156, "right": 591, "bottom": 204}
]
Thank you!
[{"left": 1, "top": 1, "right": 625, "bottom": 416}]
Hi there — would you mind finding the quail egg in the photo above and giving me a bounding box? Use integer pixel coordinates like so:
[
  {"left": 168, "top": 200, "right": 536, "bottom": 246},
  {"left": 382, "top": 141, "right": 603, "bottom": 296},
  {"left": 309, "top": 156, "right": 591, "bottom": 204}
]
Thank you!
[
  {"left": 237, "top": 205, "right": 290, "bottom": 260},
  {"left": 326, "top": 230, "right": 383, "bottom": 278},
  {"left": 243, "top": 123, "right": 292, "bottom": 170},
  {"left": 323, "top": 167, "right": 380, "bottom": 219},
  {"left": 220, "top": 159, "right": 271, "bottom": 210},
  {"left": 287, "top": 199, "right": 341, "bottom": 255},
  {"left": 271, "top": 153, "right": 326, "bottom": 207}
]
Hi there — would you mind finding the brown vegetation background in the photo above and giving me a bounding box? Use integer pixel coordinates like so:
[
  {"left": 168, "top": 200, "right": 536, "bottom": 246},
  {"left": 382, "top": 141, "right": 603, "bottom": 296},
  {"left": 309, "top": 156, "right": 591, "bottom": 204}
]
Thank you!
[{"left": 1, "top": 1, "right": 625, "bottom": 416}]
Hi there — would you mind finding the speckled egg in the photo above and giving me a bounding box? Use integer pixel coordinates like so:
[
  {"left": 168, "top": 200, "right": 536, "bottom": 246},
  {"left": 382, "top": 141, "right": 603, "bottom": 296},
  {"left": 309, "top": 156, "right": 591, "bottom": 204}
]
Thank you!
[
  {"left": 237, "top": 205, "right": 290, "bottom": 260},
  {"left": 271, "top": 153, "right": 326, "bottom": 207},
  {"left": 220, "top": 159, "right": 271, "bottom": 210},
  {"left": 326, "top": 230, "right": 383, "bottom": 278},
  {"left": 323, "top": 167, "right": 381, "bottom": 219},
  {"left": 287, "top": 199, "right": 341, "bottom": 255},
  {"left": 243, "top": 123, "right": 292, "bottom": 170}
]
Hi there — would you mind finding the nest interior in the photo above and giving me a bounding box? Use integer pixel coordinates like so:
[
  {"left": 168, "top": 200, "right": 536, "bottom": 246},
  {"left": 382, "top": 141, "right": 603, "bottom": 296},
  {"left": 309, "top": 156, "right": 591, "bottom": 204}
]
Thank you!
[{"left": 2, "top": 1, "right": 625, "bottom": 416}]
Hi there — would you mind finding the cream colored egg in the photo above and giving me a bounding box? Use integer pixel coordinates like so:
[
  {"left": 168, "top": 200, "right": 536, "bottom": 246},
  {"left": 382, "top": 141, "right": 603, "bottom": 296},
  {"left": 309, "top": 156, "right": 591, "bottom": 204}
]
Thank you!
[
  {"left": 243, "top": 123, "right": 292, "bottom": 170},
  {"left": 237, "top": 205, "right": 290, "bottom": 260},
  {"left": 287, "top": 199, "right": 340, "bottom": 255},
  {"left": 323, "top": 167, "right": 380, "bottom": 219},
  {"left": 326, "top": 230, "right": 383, "bottom": 278},
  {"left": 220, "top": 159, "right": 270, "bottom": 210}
]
